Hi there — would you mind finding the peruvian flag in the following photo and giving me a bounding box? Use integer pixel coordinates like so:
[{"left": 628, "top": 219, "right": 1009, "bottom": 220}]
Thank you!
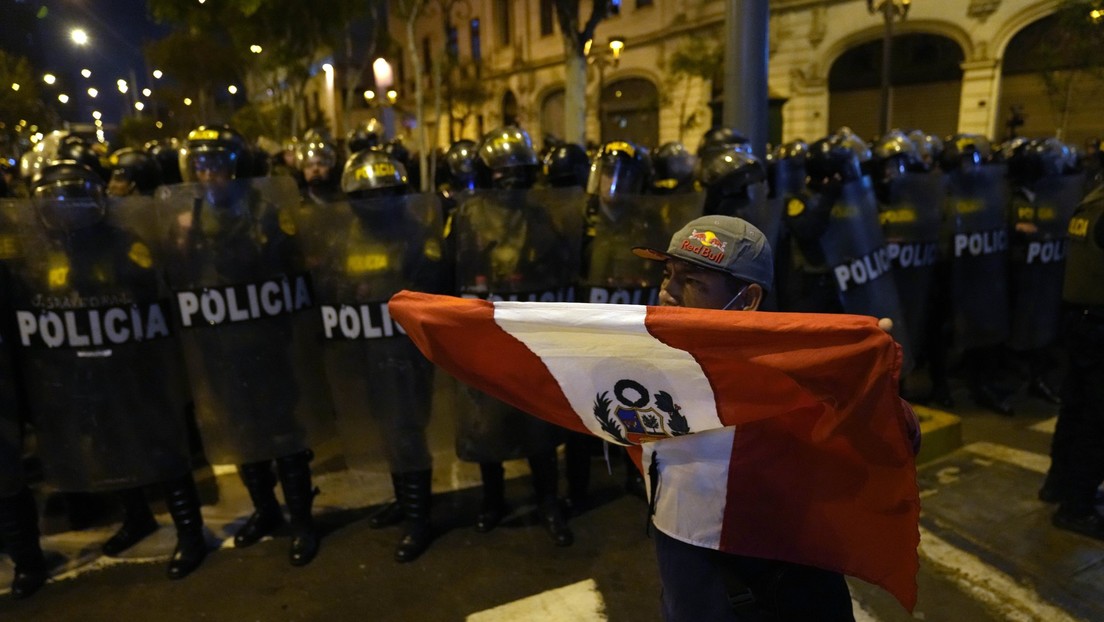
[{"left": 388, "top": 291, "right": 920, "bottom": 611}]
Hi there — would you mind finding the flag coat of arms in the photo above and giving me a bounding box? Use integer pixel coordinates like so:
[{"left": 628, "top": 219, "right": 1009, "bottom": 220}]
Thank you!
[{"left": 388, "top": 290, "right": 921, "bottom": 611}]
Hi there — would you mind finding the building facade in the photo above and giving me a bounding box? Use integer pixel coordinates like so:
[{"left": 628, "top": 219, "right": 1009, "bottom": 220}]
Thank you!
[{"left": 375, "top": 0, "right": 1102, "bottom": 152}]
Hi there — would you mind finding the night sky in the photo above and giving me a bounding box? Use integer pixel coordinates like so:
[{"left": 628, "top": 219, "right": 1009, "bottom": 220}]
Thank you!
[{"left": 3, "top": 0, "right": 169, "bottom": 125}]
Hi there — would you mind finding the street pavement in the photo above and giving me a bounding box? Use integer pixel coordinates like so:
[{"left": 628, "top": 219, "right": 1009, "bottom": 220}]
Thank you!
[{"left": 1, "top": 373, "right": 1102, "bottom": 621}]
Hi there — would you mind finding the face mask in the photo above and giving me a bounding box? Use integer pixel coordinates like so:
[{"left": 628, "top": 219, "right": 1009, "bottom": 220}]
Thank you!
[{"left": 720, "top": 284, "right": 750, "bottom": 311}]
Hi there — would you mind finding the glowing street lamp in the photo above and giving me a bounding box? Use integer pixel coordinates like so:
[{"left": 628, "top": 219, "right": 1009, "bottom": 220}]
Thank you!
[
  {"left": 43, "top": 74, "right": 56, "bottom": 85},
  {"left": 363, "top": 90, "right": 376, "bottom": 102},
  {"left": 134, "top": 101, "right": 145, "bottom": 111},
  {"left": 183, "top": 97, "right": 193, "bottom": 106},
  {"left": 117, "top": 79, "right": 128, "bottom": 94},
  {"left": 70, "top": 28, "right": 89, "bottom": 46},
  {"left": 227, "top": 84, "right": 238, "bottom": 95},
  {"left": 87, "top": 87, "right": 98, "bottom": 98},
  {"left": 92, "top": 110, "right": 101, "bottom": 120},
  {"left": 250, "top": 45, "right": 262, "bottom": 54},
  {"left": 58, "top": 93, "right": 69, "bottom": 104},
  {"left": 10, "top": 83, "right": 18, "bottom": 91},
  {"left": 81, "top": 69, "right": 92, "bottom": 79},
  {"left": 152, "top": 70, "right": 163, "bottom": 79},
  {"left": 142, "top": 88, "right": 151, "bottom": 97}
]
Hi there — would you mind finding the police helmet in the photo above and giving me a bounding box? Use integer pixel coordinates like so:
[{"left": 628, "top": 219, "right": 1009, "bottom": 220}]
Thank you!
[
  {"left": 109, "top": 147, "right": 162, "bottom": 195},
  {"left": 55, "top": 136, "right": 108, "bottom": 181},
  {"left": 697, "top": 127, "right": 752, "bottom": 161},
  {"left": 777, "top": 140, "right": 809, "bottom": 162},
  {"left": 478, "top": 126, "right": 540, "bottom": 190},
  {"left": 443, "top": 139, "right": 480, "bottom": 191},
  {"left": 873, "top": 131, "right": 920, "bottom": 180},
  {"left": 146, "top": 138, "right": 183, "bottom": 185},
  {"left": 31, "top": 161, "right": 108, "bottom": 231},
  {"left": 586, "top": 140, "right": 652, "bottom": 199},
  {"left": 180, "top": 125, "right": 248, "bottom": 182},
  {"left": 346, "top": 119, "right": 384, "bottom": 155},
  {"left": 806, "top": 136, "right": 863, "bottom": 191},
  {"left": 906, "top": 130, "right": 943, "bottom": 172},
  {"left": 341, "top": 149, "right": 408, "bottom": 199},
  {"left": 939, "top": 134, "right": 992, "bottom": 172},
  {"left": 698, "top": 148, "right": 766, "bottom": 198},
  {"left": 543, "top": 143, "right": 590, "bottom": 188},
  {"left": 651, "top": 142, "right": 696, "bottom": 194}
]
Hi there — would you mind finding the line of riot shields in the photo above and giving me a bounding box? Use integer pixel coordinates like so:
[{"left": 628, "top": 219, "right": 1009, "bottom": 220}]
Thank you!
[{"left": 0, "top": 146, "right": 1091, "bottom": 578}]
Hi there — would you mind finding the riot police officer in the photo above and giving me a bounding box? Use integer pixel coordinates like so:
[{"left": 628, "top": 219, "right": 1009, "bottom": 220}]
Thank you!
[
  {"left": 1043, "top": 179, "right": 1104, "bottom": 540},
  {"left": 450, "top": 126, "right": 578, "bottom": 546},
  {"left": 163, "top": 125, "right": 332, "bottom": 566},
  {"left": 940, "top": 134, "right": 1015, "bottom": 415},
  {"left": 439, "top": 139, "right": 480, "bottom": 221},
  {"left": 146, "top": 139, "right": 184, "bottom": 186},
  {"left": 1006, "top": 137, "right": 1083, "bottom": 405},
  {"left": 11, "top": 161, "right": 207, "bottom": 579},
  {"left": 296, "top": 137, "right": 343, "bottom": 204},
  {"left": 299, "top": 149, "right": 444, "bottom": 563},
  {"left": 107, "top": 148, "right": 163, "bottom": 197},
  {"left": 0, "top": 205, "right": 47, "bottom": 597},
  {"left": 696, "top": 127, "right": 752, "bottom": 162},
  {"left": 872, "top": 131, "right": 946, "bottom": 400}
]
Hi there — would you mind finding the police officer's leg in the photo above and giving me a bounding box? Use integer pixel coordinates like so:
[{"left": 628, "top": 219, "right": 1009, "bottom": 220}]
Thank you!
[
  {"left": 564, "top": 432, "right": 594, "bottom": 514},
  {"left": 162, "top": 474, "right": 207, "bottom": 579},
  {"left": 394, "top": 469, "right": 433, "bottom": 563},
  {"left": 102, "top": 486, "right": 158, "bottom": 556},
  {"left": 276, "top": 449, "right": 319, "bottom": 566},
  {"left": 368, "top": 473, "right": 406, "bottom": 529},
  {"left": 476, "top": 462, "right": 507, "bottom": 533},
  {"left": 0, "top": 487, "right": 47, "bottom": 599},
  {"left": 529, "top": 449, "right": 573, "bottom": 547},
  {"left": 234, "top": 460, "right": 284, "bottom": 548},
  {"left": 757, "top": 562, "right": 854, "bottom": 622}
]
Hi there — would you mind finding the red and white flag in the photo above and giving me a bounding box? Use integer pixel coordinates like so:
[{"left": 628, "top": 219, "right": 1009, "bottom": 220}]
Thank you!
[{"left": 389, "top": 290, "right": 921, "bottom": 611}]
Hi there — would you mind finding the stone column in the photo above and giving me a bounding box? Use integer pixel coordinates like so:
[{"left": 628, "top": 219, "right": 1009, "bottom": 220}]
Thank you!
[{"left": 957, "top": 58, "right": 1003, "bottom": 138}]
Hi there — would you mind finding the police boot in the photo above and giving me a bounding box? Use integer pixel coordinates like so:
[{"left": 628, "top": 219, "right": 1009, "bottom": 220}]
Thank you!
[
  {"left": 0, "top": 488, "right": 48, "bottom": 599},
  {"left": 530, "top": 452, "right": 573, "bottom": 547},
  {"left": 234, "top": 460, "right": 284, "bottom": 548},
  {"left": 394, "top": 470, "right": 433, "bottom": 563},
  {"left": 163, "top": 475, "right": 207, "bottom": 580},
  {"left": 368, "top": 472, "right": 405, "bottom": 529},
  {"left": 102, "top": 487, "right": 158, "bottom": 556},
  {"left": 476, "top": 462, "right": 507, "bottom": 533},
  {"left": 276, "top": 450, "right": 320, "bottom": 566}
]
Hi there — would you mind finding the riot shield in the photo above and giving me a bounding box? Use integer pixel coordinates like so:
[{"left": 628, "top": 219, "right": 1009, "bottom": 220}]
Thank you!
[
  {"left": 453, "top": 187, "right": 584, "bottom": 301},
  {"left": 741, "top": 181, "right": 783, "bottom": 255},
  {"left": 582, "top": 192, "right": 703, "bottom": 306},
  {"left": 4, "top": 195, "right": 191, "bottom": 492},
  {"left": 295, "top": 193, "right": 446, "bottom": 474},
  {"left": 0, "top": 203, "right": 26, "bottom": 497},
  {"left": 881, "top": 172, "right": 946, "bottom": 357},
  {"left": 944, "top": 165, "right": 1011, "bottom": 349},
  {"left": 1008, "top": 173, "right": 1086, "bottom": 350},
  {"left": 820, "top": 176, "right": 912, "bottom": 366},
  {"left": 155, "top": 176, "right": 334, "bottom": 465},
  {"left": 450, "top": 187, "right": 584, "bottom": 461}
]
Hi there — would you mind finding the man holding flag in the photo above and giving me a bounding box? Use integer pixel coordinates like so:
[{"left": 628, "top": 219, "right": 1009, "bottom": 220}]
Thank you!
[{"left": 389, "top": 216, "right": 921, "bottom": 620}]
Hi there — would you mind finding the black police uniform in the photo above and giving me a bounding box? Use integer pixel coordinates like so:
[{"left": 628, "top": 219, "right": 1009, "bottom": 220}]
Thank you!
[{"left": 1044, "top": 186, "right": 1104, "bottom": 539}]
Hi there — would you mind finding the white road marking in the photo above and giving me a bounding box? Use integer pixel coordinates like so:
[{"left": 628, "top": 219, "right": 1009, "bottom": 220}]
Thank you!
[
  {"left": 919, "top": 526, "right": 1082, "bottom": 622},
  {"left": 1030, "top": 417, "right": 1057, "bottom": 434},
  {"left": 466, "top": 578, "right": 606, "bottom": 621},
  {"left": 963, "top": 442, "right": 1050, "bottom": 475}
]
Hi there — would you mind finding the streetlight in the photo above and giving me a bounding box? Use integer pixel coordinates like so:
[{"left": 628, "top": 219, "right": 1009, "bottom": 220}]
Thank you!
[
  {"left": 92, "top": 110, "right": 101, "bottom": 120},
  {"left": 250, "top": 45, "right": 263, "bottom": 54},
  {"left": 227, "top": 85, "right": 238, "bottom": 95},
  {"left": 142, "top": 88, "right": 151, "bottom": 97},
  {"left": 183, "top": 97, "right": 193, "bottom": 106},
  {"left": 134, "top": 101, "right": 144, "bottom": 111},
  {"left": 87, "top": 87, "right": 98, "bottom": 98},
  {"left": 372, "top": 58, "right": 395, "bottom": 139},
  {"left": 117, "top": 79, "right": 128, "bottom": 94},
  {"left": 152, "top": 70, "right": 163, "bottom": 79},
  {"left": 58, "top": 94, "right": 69, "bottom": 104},
  {"left": 11, "top": 83, "right": 19, "bottom": 91},
  {"left": 43, "top": 74, "right": 56, "bottom": 85},
  {"left": 70, "top": 28, "right": 90, "bottom": 46},
  {"left": 867, "top": 0, "right": 911, "bottom": 136},
  {"left": 81, "top": 69, "right": 92, "bottom": 79}
]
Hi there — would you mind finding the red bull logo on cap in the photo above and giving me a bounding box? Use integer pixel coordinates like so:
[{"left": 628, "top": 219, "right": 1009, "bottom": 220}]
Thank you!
[{"left": 681, "top": 229, "right": 727, "bottom": 264}]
